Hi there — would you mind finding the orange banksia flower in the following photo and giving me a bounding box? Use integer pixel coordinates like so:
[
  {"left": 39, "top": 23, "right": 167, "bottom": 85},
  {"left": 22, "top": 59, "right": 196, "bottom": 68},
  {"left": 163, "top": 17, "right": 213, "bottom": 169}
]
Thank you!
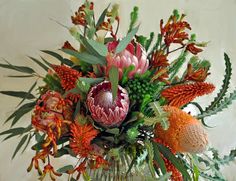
[
  {"left": 155, "top": 106, "right": 208, "bottom": 153},
  {"left": 161, "top": 82, "right": 215, "bottom": 107},
  {"left": 70, "top": 122, "right": 99, "bottom": 157}
]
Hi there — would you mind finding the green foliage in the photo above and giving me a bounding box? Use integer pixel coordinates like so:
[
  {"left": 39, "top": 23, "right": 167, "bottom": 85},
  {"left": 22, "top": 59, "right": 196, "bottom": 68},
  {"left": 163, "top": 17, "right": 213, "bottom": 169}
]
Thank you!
[
  {"left": 0, "top": 91, "right": 35, "bottom": 99},
  {"left": 129, "top": 6, "right": 139, "bottom": 32},
  {"left": 144, "top": 102, "right": 169, "bottom": 129},
  {"left": 198, "top": 53, "right": 234, "bottom": 119},
  {"left": 96, "top": 4, "right": 110, "bottom": 28},
  {"left": 12, "top": 134, "right": 28, "bottom": 159},
  {"left": 0, "top": 60, "right": 35, "bottom": 74},
  {"left": 157, "top": 143, "right": 191, "bottom": 180},
  {"left": 126, "top": 127, "right": 139, "bottom": 143},
  {"left": 27, "top": 56, "right": 49, "bottom": 72},
  {"left": 86, "top": 39, "right": 108, "bottom": 57},
  {"left": 41, "top": 50, "right": 73, "bottom": 66},
  {"left": 109, "top": 66, "right": 119, "bottom": 101},
  {"left": 136, "top": 32, "right": 155, "bottom": 51},
  {"left": 43, "top": 74, "right": 62, "bottom": 92},
  {"left": 4, "top": 102, "right": 35, "bottom": 127},
  {"left": 152, "top": 141, "right": 167, "bottom": 174},
  {"left": 61, "top": 49, "right": 106, "bottom": 66},
  {"left": 116, "top": 26, "right": 139, "bottom": 54},
  {"left": 197, "top": 89, "right": 236, "bottom": 119},
  {"left": 145, "top": 140, "right": 156, "bottom": 178},
  {"left": 57, "top": 165, "right": 74, "bottom": 173},
  {"left": 17, "top": 81, "right": 37, "bottom": 107},
  {"left": 168, "top": 51, "right": 188, "bottom": 81}
]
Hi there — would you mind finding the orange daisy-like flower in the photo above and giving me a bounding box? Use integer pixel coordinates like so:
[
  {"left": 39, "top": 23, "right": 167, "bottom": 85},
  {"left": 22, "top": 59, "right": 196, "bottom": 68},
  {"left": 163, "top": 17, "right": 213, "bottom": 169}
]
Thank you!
[
  {"left": 155, "top": 106, "right": 208, "bottom": 153},
  {"left": 161, "top": 82, "right": 215, "bottom": 107},
  {"left": 70, "top": 122, "right": 99, "bottom": 157}
]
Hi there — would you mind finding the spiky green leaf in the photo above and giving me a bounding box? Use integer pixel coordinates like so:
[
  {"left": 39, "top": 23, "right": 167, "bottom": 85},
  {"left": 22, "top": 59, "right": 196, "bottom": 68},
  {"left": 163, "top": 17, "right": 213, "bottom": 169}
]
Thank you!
[{"left": 204, "top": 53, "right": 232, "bottom": 111}]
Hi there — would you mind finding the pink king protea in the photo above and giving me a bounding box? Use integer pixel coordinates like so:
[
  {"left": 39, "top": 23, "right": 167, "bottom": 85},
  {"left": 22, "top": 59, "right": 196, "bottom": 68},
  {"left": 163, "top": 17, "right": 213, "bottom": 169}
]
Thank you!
[
  {"left": 87, "top": 81, "right": 129, "bottom": 128},
  {"left": 106, "top": 41, "right": 149, "bottom": 79}
]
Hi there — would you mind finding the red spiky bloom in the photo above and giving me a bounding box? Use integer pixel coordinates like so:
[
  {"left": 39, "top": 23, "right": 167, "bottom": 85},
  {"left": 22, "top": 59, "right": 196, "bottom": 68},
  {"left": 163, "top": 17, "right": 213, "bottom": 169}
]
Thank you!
[
  {"left": 161, "top": 82, "right": 215, "bottom": 107},
  {"left": 70, "top": 122, "right": 99, "bottom": 157},
  {"left": 53, "top": 65, "right": 82, "bottom": 102}
]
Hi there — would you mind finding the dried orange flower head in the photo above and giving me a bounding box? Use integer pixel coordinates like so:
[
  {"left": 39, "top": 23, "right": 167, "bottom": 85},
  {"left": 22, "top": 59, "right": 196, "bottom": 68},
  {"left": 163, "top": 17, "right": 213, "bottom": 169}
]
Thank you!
[{"left": 155, "top": 106, "right": 208, "bottom": 153}]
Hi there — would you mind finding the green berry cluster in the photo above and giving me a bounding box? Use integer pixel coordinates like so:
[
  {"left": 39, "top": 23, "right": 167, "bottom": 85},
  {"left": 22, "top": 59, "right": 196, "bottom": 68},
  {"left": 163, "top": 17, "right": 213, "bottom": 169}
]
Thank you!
[{"left": 126, "top": 78, "right": 156, "bottom": 102}]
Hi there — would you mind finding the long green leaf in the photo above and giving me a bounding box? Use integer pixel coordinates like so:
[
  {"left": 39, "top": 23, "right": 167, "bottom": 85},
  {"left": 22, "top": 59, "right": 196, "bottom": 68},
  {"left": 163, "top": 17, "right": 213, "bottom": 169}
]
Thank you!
[
  {"left": 0, "top": 91, "right": 35, "bottom": 99},
  {"left": 11, "top": 107, "right": 34, "bottom": 127},
  {"left": 109, "top": 66, "right": 119, "bottom": 101},
  {"left": 115, "top": 26, "right": 139, "bottom": 54},
  {"left": 157, "top": 143, "right": 191, "bottom": 180},
  {"left": 204, "top": 53, "right": 232, "bottom": 111},
  {"left": 17, "top": 81, "right": 37, "bottom": 107},
  {"left": 96, "top": 4, "right": 110, "bottom": 28},
  {"left": 86, "top": 39, "right": 108, "bottom": 57},
  {"left": 41, "top": 50, "right": 73, "bottom": 66},
  {"left": 27, "top": 56, "right": 49, "bottom": 71},
  {"left": 0, "top": 62, "right": 35, "bottom": 74},
  {"left": 12, "top": 134, "right": 28, "bottom": 159},
  {"left": 145, "top": 140, "right": 156, "bottom": 178},
  {"left": 5, "top": 102, "right": 36, "bottom": 124},
  {"left": 152, "top": 141, "right": 167, "bottom": 174},
  {"left": 0, "top": 127, "right": 25, "bottom": 136},
  {"left": 40, "top": 56, "right": 53, "bottom": 68},
  {"left": 57, "top": 165, "right": 74, "bottom": 173},
  {"left": 79, "top": 77, "right": 104, "bottom": 85},
  {"left": 62, "top": 49, "right": 106, "bottom": 65},
  {"left": 7, "top": 75, "right": 34, "bottom": 78},
  {"left": 21, "top": 134, "right": 32, "bottom": 153}
]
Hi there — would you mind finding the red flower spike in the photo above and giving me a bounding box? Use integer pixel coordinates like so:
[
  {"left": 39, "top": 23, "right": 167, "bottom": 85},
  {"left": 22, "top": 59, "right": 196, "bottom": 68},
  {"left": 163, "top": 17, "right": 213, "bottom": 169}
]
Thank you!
[
  {"left": 161, "top": 82, "right": 215, "bottom": 107},
  {"left": 69, "top": 122, "right": 99, "bottom": 157}
]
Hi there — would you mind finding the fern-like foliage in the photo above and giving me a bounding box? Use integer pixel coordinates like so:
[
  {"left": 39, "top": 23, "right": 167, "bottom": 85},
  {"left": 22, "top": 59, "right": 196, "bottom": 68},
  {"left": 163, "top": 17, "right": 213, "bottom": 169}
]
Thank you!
[
  {"left": 143, "top": 102, "right": 169, "bottom": 130},
  {"left": 197, "top": 89, "right": 236, "bottom": 119},
  {"left": 205, "top": 53, "right": 232, "bottom": 111},
  {"left": 197, "top": 53, "right": 236, "bottom": 119}
]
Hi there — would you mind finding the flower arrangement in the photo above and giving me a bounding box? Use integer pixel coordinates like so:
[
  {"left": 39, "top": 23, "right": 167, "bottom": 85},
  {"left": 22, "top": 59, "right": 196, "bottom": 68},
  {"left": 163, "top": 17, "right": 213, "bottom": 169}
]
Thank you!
[{"left": 1, "top": 1, "right": 236, "bottom": 181}]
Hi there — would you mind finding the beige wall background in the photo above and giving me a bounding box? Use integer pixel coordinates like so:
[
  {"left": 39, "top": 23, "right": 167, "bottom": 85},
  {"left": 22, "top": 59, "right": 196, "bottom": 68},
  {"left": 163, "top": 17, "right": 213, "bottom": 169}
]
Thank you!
[{"left": 0, "top": 0, "right": 236, "bottom": 180}]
